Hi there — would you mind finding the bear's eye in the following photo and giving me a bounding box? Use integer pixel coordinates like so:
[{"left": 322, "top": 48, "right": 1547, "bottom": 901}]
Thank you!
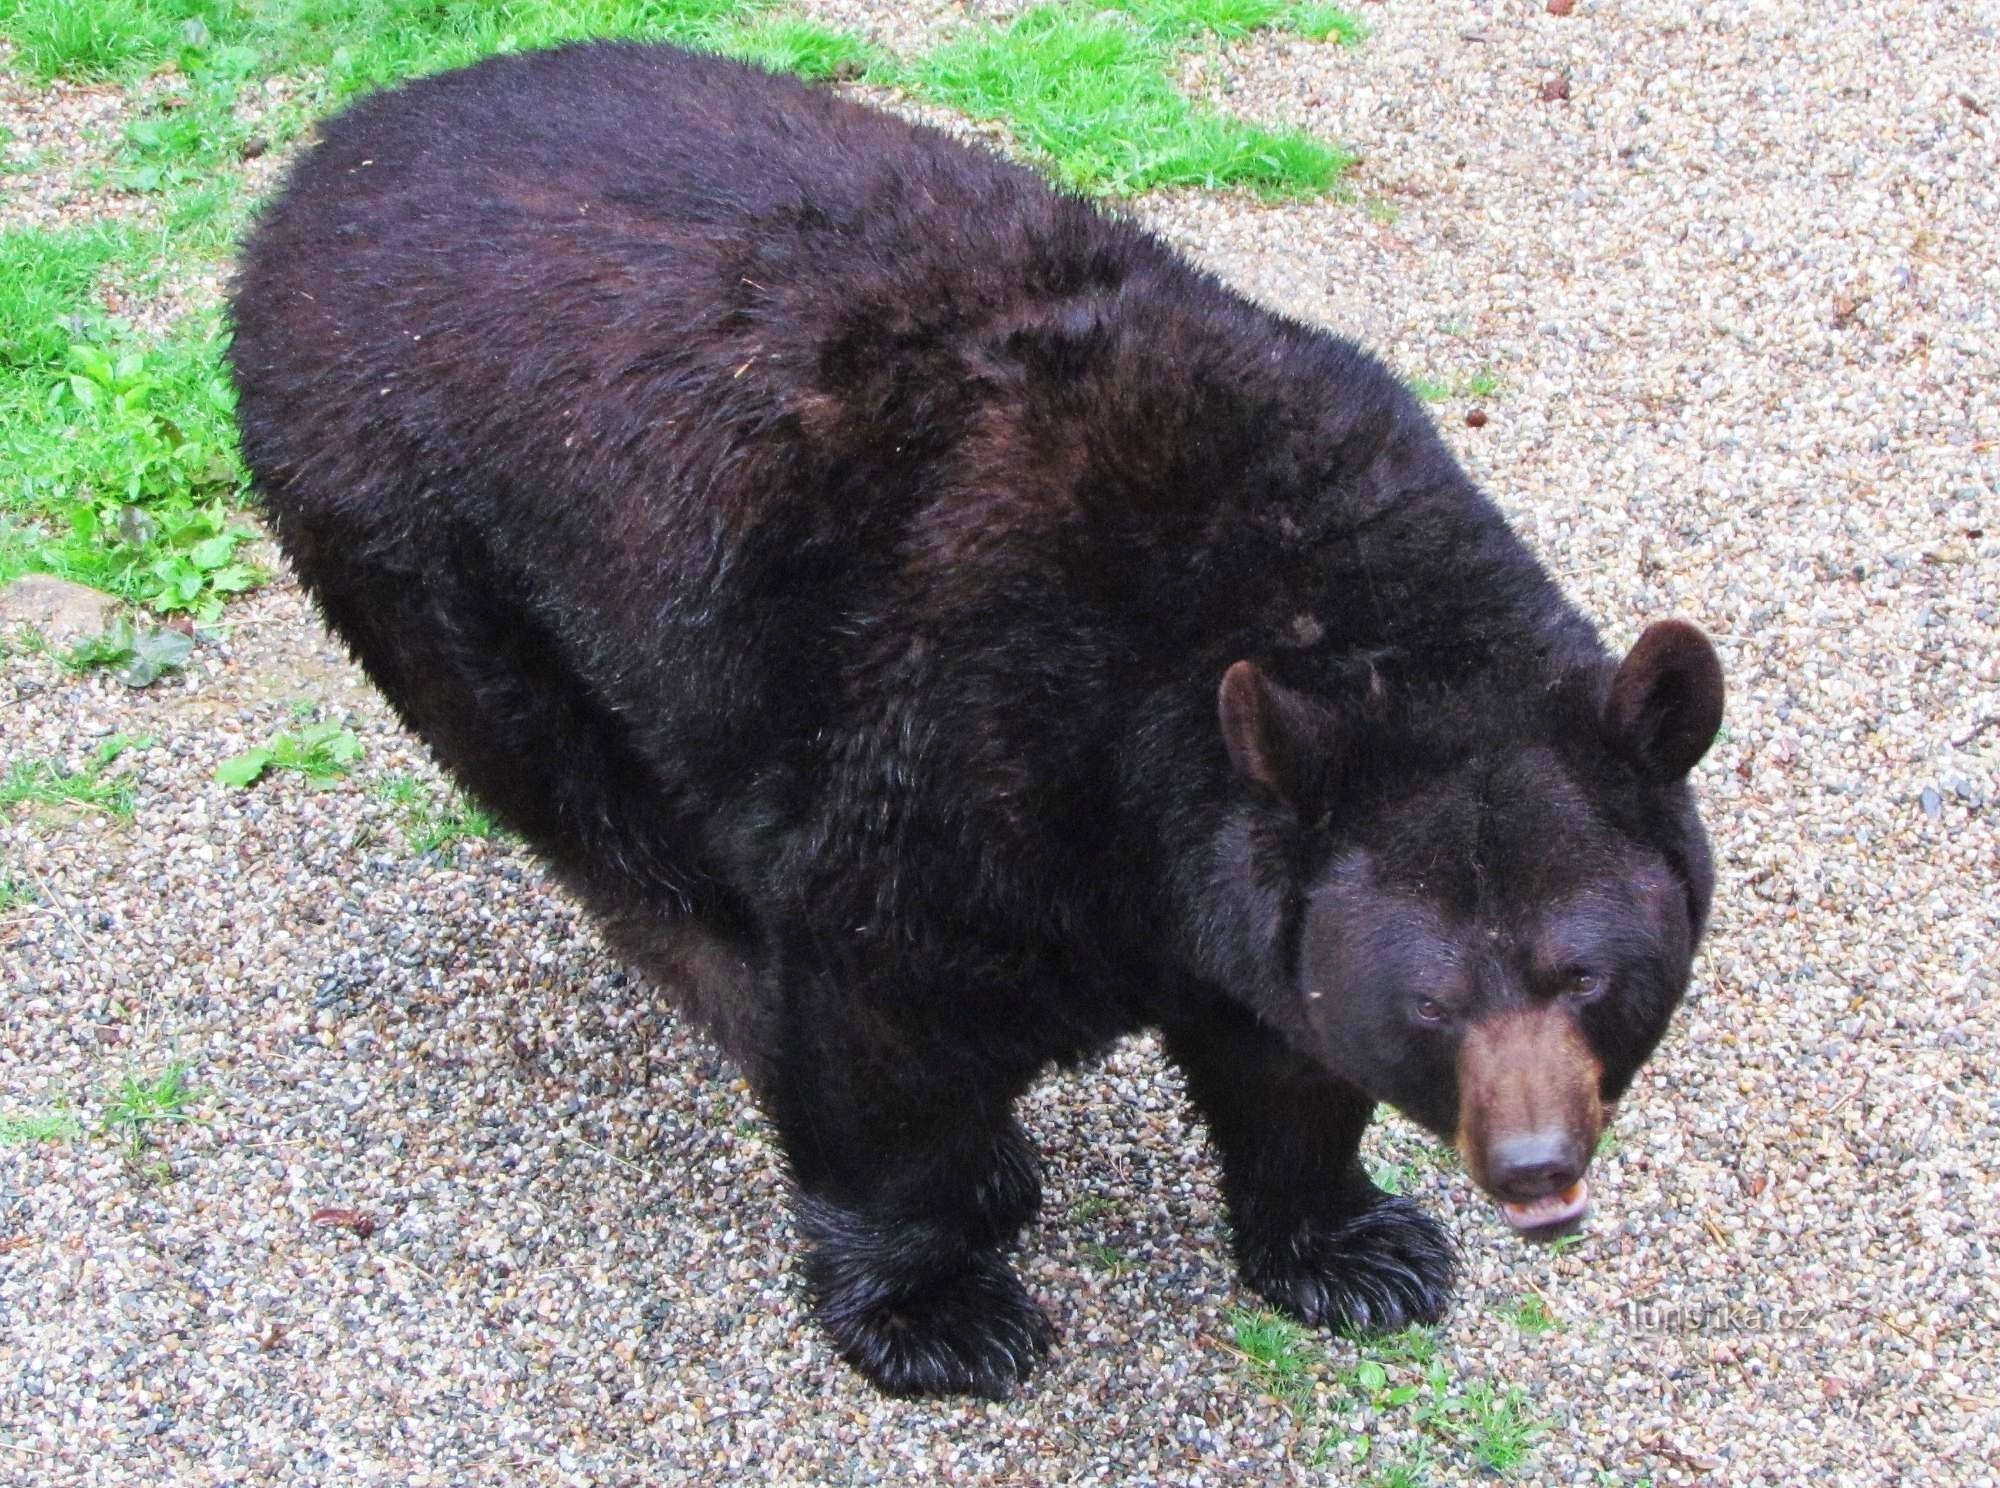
[
  {"left": 1562, "top": 969, "right": 1606, "bottom": 1002},
  {"left": 1414, "top": 997, "right": 1450, "bottom": 1025}
]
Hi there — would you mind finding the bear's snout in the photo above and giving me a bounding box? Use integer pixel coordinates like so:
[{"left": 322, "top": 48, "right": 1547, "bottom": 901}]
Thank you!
[{"left": 1455, "top": 1008, "right": 1604, "bottom": 1240}]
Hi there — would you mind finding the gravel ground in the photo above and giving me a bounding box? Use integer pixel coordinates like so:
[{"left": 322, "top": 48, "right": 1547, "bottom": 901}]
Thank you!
[{"left": 4, "top": 2, "right": 1997, "bottom": 1484}]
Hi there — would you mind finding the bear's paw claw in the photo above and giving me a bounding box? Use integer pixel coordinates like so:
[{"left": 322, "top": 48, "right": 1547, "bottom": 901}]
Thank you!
[
  {"left": 810, "top": 1248, "right": 1055, "bottom": 1399},
  {"left": 1238, "top": 1193, "right": 1458, "bottom": 1335}
]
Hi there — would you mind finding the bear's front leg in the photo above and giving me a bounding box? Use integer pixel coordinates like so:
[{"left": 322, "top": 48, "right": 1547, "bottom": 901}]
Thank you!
[
  {"left": 1162, "top": 1005, "right": 1457, "bottom": 1335},
  {"left": 764, "top": 1001, "right": 1053, "bottom": 1398}
]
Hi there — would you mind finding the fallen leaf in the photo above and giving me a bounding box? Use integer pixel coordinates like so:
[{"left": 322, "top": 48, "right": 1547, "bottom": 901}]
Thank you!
[{"left": 310, "top": 1207, "right": 377, "bottom": 1239}]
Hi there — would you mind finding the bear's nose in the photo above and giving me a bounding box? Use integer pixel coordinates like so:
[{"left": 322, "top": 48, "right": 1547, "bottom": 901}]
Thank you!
[{"left": 1486, "top": 1131, "right": 1588, "bottom": 1203}]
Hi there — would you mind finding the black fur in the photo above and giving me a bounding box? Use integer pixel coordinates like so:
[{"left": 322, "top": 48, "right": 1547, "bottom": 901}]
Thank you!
[{"left": 229, "top": 43, "right": 1723, "bottom": 1397}]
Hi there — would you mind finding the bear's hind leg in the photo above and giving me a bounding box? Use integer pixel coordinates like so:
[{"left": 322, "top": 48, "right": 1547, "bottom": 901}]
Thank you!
[{"left": 1162, "top": 1005, "right": 1458, "bottom": 1335}]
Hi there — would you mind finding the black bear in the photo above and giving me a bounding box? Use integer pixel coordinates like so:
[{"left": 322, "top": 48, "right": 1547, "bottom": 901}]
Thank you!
[{"left": 228, "top": 42, "right": 1724, "bottom": 1398}]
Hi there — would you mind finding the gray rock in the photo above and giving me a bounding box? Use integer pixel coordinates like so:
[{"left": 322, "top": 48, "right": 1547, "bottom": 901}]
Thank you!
[{"left": 0, "top": 574, "right": 122, "bottom": 645}]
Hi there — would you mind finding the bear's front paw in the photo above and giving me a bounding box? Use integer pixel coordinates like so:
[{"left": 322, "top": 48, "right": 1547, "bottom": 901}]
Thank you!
[
  {"left": 807, "top": 1245, "right": 1055, "bottom": 1399},
  {"left": 1236, "top": 1192, "right": 1459, "bottom": 1336}
]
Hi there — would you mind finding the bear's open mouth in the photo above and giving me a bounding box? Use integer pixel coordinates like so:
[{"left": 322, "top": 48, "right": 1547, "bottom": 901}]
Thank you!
[{"left": 1498, "top": 1180, "right": 1589, "bottom": 1237}]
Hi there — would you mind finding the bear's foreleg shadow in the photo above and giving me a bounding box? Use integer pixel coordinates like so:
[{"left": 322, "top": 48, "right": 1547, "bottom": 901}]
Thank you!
[{"left": 1162, "top": 1003, "right": 1459, "bottom": 1335}]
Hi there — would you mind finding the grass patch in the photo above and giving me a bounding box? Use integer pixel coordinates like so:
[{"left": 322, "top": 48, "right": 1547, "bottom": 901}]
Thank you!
[
  {"left": 374, "top": 771, "right": 498, "bottom": 852},
  {"left": 1, "top": 0, "right": 1362, "bottom": 622},
  {"left": 1081, "top": 1240, "right": 1129, "bottom": 1276},
  {"left": 0, "top": 734, "right": 150, "bottom": 819},
  {"left": 1225, "top": 1316, "right": 1549, "bottom": 1478},
  {"left": 1410, "top": 368, "right": 1503, "bottom": 403},
  {"left": 1344, "top": 1327, "right": 1548, "bottom": 1475},
  {"left": 1232, "top": 1307, "right": 1316, "bottom": 1407},
  {"left": 4, "top": 1, "right": 1359, "bottom": 198},
  {"left": 0, "top": 0, "right": 217, "bottom": 81},
  {"left": 0, "top": 1106, "right": 81, "bottom": 1143},
  {"left": 0, "top": 317, "right": 261, "bottom": 622},
  {"left": 0, "top": 222, "right": 144, "bottom": 372},
  {"left": 4, "top": 1, "right": 855, "bottom": 93},
  {"left": 910, "top": 1, "right": 1356, "bottom": 197},
  {"left": 1508, "top": 1292, "right": 1558, "bottom": 1336},
  {"left": 103, "top": 1060, "right": 201, "bottom": 1153},
  {"left": 0, "top": 869, "right": 36, "bottom": 910},
  {"left": 216, "top": 721, "right": 362, "bottom": 787}
]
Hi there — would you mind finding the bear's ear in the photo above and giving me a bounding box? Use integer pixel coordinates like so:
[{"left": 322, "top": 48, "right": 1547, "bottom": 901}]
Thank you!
[
  {"left": 1604, "top": 620, "right": 1725, "bottom": 782},
  {"left": 1218, "top": 661, "right": 1341, "bottom": 812}
]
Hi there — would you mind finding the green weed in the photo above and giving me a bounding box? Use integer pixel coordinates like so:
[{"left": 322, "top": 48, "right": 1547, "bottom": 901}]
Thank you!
[
  {"left": 1082, "top": 1241, "right": 1128, "bottom": 1276},
  {"left": 1410, "top": 368, "right": 1503, "bottom": 403},
  {"left": 0, "top": 1106, "right": 80, "bottom": 1143},
  {"left": 103, "top": 1061, "right": 201, "bottom": 1153},
  {"left": 0, "top": 326, "right": 259, "bottom": 621},
  {"left": 1509, "top": 1292, "right": 1558, "bottom": 1335},
  {"left": 58, "top": 613, "right": 195, "bottom": 686},
  {"left": 1367, "top": 1449, "right": 1434, "bottom": 1488},
  {"left": 216, "top": 721, "right": 363, "bottom": 787},
  {"left": 0, "top": 734, "right": 150, "bottom": 819},
  {"left": 374, "top": 772, "right": 497, "bottom": 852},
  {"left": 1343, "top": 1329, "right": 1548, "bottom": 1475},
  {"left": 1070, "top": 1194, "right": 1113, "bottom": 1223},
  {"left": 0, "top": 870, "right": 36, "bottom": 910},
  {"left": 1365, "top": 1154, "right": 1409, "bottom": 1194},
  {"left": 1232, "top": 1306, "right": 1315, "bottom": 1407}
]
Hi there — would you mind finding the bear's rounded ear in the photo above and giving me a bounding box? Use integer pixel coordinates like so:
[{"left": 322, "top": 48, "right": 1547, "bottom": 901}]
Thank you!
[
  {"left": 1218, "top": 661, "right": 1341, "bottom": 811},
  {"left": 1604, "top": 620, "right": 1725, "bottom": 782}
]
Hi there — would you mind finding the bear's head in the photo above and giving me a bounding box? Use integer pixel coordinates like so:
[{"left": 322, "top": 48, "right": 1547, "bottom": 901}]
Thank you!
[{"left": 1210, "top": 619, "right": 1724, "bottom": 1239}]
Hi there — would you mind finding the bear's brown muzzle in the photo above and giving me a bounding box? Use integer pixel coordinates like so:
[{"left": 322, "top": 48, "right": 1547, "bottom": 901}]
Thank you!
[{"left": 1456, "top": 1007, "right": 1605, "bottom": 1239}]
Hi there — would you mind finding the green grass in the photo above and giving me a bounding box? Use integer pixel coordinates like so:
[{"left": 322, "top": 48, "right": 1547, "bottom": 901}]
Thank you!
[
  {"left": 0, "top": 0, "right": 217, "bottom": 81},
  {"left": 104, "top": 1060, "right": 201, "bottom": 1152},
  {"left": 1410, "top": 368, "right": 1503, "bottom": 403},
  {"left": 0, "top": 0, "right": 1363, "bottom": 620},
  {"left": 1509, "top": 1292, "right": 1558, "bottom": 1336},
  {"left": 0, "top": 870, "right": 35, "bottom": 910},
  {"left": 0, "top": 734, "right": 150, "bottom": 819},
  {"left": 1227, "top": 1312, "right": 1548, "bottom": 1477},
  {"left": 216, "top": 721, "right": 362, "bottom": 787},
  {"left": 1342, "top": 1327, "right": 1548, "bottom": 1476},
  {"left": 0, "top": 222, "right": 144, "bottom": 372},
  {"left": 374, "top": 772, "right": 498, "bottom": 852},
  {"left": 1232, "top": 1307, "right": 1316, "bottom": 1407},
  {"left": 1070, "top": 1194, "right": 1113, "bottom": 1223},
  {"left": 1081, "top": 1240, "right": 1128, "bottom": 1275},
  {"left": 910, "top": 1, "right": 1356, "bottom": 197},
  {"left": 0, "top": 316, "right": 260, "bottom": 621},
  {"left": 710, "top": 15, "right": 880, "bottom": 81},
  {"left": 0, "top": 1106, "right": 81, "bottom": 1143}
]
